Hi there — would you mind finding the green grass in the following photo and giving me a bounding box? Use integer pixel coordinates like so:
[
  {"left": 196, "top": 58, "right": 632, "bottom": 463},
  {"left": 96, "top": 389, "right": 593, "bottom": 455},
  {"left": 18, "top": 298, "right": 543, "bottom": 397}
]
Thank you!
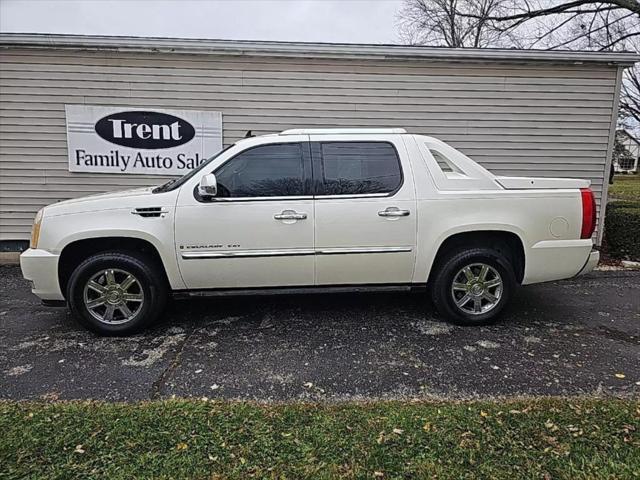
[
  {"left": 606, "top": 175, "right": 640, "bottom": 260},
  {"left": 610, "top": 174, "right": 640, "bottom": 203},
  {"left": 1, "top": 399, "right": 638, "bottom": 479}
]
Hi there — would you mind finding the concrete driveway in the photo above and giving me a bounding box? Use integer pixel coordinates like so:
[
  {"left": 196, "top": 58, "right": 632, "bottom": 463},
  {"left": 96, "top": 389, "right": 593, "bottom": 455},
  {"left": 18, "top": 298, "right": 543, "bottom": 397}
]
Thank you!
[{"left": 1, "top": 265, "right": 638, "bottom": 401}]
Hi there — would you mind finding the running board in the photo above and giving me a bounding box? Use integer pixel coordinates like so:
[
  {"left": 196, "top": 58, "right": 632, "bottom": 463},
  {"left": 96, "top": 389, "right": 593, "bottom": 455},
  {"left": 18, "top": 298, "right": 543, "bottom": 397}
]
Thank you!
[{"left": 173, "top": 284, "right": 422, "bottom": 299}]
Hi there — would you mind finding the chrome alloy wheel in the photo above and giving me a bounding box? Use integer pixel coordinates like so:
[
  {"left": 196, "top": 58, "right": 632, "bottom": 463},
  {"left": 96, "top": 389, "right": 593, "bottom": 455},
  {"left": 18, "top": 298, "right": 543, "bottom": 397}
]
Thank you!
[
  {"left": 450, "top": 263, "right": 503, "bottom": 315},
  {"left": 83, "top": 268, "right": 144, "bottom": 325}
]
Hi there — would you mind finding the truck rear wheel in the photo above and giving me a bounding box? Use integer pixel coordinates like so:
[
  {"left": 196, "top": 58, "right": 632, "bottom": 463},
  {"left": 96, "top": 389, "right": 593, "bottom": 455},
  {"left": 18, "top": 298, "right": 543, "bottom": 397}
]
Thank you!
[
  {"left": 430, "top": 247, "right": 516, "bottom": 326},
  {"left": 67, "top": 251, "right": 167, "bottom": 336}
]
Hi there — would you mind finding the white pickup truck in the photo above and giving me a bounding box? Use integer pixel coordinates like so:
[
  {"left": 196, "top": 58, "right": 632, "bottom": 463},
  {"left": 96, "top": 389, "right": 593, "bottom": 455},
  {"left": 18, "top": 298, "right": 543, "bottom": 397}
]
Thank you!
[{"left": 20, "top": 128, "right": 599, "bottom": 335}]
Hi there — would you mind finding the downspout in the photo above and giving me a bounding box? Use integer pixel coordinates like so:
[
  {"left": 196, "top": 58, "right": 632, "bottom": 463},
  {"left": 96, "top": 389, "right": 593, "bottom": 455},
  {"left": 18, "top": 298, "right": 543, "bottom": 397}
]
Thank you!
[{"left": 597, "top": 65, "right": 624, "bottom": 246}]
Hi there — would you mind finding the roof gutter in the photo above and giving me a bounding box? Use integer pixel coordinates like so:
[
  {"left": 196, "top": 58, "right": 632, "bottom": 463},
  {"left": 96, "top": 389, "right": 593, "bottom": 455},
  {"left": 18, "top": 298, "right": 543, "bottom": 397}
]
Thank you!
[{"left": 1, "top": 33, "right": 639, "bottom": 66}]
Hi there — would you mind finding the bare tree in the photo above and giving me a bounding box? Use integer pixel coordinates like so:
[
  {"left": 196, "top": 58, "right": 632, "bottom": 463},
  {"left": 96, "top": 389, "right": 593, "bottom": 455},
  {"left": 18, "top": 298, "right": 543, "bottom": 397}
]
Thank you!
[
  {"left": 622, "top": 63, "right": 640, "bottom": 125},
  {"left": 475, "top": 1, "right": 640, "bottom": 50},
  {"left": 397, "top": 0, "right": 519, "bottom": 47}
]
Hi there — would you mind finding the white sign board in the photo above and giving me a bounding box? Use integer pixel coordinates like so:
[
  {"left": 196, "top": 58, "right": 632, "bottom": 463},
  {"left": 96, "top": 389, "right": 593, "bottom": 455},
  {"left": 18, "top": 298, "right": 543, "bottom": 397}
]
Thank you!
[{"left": 65, "top": 105, "right": 222, "bottom": 175}]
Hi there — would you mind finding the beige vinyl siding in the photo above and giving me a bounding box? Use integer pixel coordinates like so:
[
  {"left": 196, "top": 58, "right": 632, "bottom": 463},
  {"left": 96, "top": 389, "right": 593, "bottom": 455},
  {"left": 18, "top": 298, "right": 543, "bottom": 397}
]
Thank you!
[{"left": 0, "top": 48, "right": 618, "bottom": 240}]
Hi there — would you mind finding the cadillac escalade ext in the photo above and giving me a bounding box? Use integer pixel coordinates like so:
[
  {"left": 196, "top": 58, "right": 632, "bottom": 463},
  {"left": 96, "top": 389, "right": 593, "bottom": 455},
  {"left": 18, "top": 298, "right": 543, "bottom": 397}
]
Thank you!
[{"left": 20, "top": 128, "right": 599, "bottom": 335}]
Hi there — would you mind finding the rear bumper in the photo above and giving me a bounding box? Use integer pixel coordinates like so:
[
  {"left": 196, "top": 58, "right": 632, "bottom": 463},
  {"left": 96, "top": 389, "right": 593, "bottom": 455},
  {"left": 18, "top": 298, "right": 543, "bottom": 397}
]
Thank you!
[
  {"left": 522, "top": 239, "right": 595, "bottom": 285},
  {"left": 576, "top": 249, "right": 600, "bottom": 276},
  {"left": 19, "top": 248, "right": 64, "bottom": 301}
]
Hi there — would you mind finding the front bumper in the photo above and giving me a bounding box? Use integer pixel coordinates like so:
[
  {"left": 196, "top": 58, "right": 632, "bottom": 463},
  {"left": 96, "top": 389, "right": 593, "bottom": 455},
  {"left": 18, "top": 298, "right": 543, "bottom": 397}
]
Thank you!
[
  {"left": 19, "top": 248, "right": 64, "bottom": 301},
  {"left": 577, "top": 249, "right": 600, "bottom": 276}
]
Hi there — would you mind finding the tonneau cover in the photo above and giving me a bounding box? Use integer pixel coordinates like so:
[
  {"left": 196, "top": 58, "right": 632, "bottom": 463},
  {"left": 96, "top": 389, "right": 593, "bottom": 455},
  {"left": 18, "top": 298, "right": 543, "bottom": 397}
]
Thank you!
[{"left": 495, "top": 176, "right": 590, "bottom": 190}]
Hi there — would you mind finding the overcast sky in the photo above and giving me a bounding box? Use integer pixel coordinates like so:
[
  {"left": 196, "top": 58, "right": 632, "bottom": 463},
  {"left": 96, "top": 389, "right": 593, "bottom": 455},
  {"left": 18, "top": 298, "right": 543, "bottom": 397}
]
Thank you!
[{"left": 0, "top": 0, "right": 404, "bottom": 43}]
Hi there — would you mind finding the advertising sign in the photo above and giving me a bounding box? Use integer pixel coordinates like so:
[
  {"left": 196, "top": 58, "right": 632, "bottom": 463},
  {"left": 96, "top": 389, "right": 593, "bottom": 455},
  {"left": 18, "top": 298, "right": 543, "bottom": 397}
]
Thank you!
[{"left": 65, "top": 105, "right": 222, "bottom": 175}]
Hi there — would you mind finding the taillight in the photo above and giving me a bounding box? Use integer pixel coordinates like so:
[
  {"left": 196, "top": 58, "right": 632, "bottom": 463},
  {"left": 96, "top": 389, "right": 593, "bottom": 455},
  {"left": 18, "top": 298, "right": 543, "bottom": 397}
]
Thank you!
[{"left": 580, "top": 188, "right": 596, "bottom": 239}]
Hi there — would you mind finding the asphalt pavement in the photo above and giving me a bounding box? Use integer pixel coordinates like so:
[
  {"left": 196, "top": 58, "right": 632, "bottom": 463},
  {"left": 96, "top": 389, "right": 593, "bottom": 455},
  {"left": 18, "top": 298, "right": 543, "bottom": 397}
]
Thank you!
[{"left": 1, "top": 265, "right": 638, "bottom": 401}]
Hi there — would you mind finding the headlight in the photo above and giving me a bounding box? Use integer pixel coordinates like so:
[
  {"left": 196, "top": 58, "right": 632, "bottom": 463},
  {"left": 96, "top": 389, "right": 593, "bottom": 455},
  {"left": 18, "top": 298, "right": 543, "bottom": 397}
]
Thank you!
[{"left": 30, "top": 209, "right": 44, "bottom": 249}]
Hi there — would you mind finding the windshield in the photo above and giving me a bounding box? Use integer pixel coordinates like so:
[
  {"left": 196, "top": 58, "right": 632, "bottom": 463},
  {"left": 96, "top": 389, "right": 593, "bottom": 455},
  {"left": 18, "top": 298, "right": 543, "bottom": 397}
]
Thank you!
[{"left": 152, "top": 144, "right": 235, "bottom": 193}]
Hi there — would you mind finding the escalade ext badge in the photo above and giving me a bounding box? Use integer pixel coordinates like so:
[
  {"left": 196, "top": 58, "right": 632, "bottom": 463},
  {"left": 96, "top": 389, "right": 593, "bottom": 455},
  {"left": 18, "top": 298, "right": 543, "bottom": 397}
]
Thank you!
[{"left": 95, "top": 111, "right": 196, "bottom": 149}]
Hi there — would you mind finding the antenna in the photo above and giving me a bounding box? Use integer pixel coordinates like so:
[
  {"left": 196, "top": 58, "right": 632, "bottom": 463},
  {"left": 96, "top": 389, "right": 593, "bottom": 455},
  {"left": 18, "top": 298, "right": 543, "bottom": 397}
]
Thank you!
[{"left": 245, "top": 130, "right": 254, "bottom": 138}]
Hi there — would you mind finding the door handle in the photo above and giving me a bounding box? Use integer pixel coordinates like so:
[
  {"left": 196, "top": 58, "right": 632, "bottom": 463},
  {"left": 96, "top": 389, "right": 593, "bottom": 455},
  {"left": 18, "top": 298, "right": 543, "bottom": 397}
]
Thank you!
[
  {"left": 274, "top": 210, "right": 307, "bottom": 220},
  {"left": 378, "top": 207, "right": 410, "bottom": 217}
]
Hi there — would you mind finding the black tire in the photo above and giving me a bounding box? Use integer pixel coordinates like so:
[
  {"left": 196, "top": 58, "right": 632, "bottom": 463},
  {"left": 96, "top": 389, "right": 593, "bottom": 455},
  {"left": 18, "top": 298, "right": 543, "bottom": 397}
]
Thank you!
[
  {"left": 430, "top": 247, "right": 516, "bottom": 326},
  {"left": 67, "top": 251, "right": 167, "bottom": 336}
]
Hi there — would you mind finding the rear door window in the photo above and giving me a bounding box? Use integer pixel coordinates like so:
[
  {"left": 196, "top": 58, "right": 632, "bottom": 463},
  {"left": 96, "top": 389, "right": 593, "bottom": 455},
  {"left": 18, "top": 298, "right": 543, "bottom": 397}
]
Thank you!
[{"left": 316, "top": 141, "right": 402, "bottom": 195}]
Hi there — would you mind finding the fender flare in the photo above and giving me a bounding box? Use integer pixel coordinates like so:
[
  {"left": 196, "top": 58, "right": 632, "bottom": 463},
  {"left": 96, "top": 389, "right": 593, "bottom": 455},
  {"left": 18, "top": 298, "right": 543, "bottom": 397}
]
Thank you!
[
  {"left": 55, "top": 229, "right": 186, "bottom": 290},
  {"left": 423, "top": 223, "right": 527, "bottom": 282}
]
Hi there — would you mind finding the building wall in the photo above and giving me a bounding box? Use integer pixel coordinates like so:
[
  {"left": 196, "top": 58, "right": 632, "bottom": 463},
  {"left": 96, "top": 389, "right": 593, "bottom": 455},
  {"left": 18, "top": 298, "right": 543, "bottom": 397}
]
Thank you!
[{"left": 0, "top": 47, "right": 619, "bottom": 241}]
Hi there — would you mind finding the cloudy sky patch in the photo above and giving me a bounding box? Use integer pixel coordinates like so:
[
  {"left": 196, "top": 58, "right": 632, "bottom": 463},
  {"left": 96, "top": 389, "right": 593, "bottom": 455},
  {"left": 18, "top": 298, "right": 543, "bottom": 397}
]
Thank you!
[{"left": 0, "top": 0, "right": 404, "bottom": 44}]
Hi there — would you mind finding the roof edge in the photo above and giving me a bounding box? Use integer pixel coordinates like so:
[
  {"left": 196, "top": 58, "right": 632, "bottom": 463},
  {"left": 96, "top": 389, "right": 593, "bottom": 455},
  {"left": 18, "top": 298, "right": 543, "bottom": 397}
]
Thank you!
[
  {"left": 617, "top": 128, "right": 640, "bottom": 144},
  {"left": 1, "top": 33, "right": 639, "bottom": 66}
]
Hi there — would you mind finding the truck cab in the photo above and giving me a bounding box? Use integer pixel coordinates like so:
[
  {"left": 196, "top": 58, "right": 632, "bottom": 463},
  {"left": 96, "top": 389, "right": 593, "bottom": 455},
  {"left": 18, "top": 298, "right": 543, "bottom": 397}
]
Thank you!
[{"left": 21, "top": 128, "right": 598, "bottom": 335}]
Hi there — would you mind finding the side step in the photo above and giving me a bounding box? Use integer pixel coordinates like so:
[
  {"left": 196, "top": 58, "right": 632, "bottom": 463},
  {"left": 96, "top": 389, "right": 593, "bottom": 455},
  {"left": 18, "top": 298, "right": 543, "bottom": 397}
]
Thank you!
[{"left": 173, "top": 284, "right": 423, "bottom": 299}]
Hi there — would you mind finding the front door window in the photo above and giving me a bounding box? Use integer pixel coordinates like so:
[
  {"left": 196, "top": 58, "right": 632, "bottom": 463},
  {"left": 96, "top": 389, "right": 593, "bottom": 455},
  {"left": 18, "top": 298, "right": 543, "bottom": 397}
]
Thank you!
[{"left": 214, "top": 143, "right": 308, "bottom": 198}]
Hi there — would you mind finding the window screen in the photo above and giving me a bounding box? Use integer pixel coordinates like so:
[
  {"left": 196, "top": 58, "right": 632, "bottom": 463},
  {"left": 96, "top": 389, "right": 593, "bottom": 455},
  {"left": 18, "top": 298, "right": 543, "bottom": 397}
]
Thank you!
[
  {"left": 214, "top": 143, "right": 305, "bottom": 197},
  {"left": 320, "top": 142, "right": 402, "bottom": 195}
]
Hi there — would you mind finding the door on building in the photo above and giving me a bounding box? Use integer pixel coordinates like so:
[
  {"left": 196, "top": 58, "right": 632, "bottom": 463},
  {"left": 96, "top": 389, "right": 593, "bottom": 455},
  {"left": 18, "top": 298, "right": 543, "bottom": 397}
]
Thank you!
[
  {"left": 310, "top": 135, "right": 417, "bottom": 285},
  {"left": 175, "top": 139, "right": 315, "bottom": 289}
]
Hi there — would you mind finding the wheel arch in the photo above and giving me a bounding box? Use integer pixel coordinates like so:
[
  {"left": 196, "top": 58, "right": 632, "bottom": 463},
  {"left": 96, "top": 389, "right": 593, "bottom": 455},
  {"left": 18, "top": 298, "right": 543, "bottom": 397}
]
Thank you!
[
  {"left": 58, "top": 235, "right": 172, "bottom": 299},
  {"left": 427, "top": 229, "right": 526, "bottom": 285}
]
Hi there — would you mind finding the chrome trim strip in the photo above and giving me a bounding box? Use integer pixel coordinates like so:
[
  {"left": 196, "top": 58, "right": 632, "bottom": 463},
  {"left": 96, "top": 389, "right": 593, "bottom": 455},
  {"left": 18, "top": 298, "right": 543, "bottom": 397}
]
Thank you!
[
  {"left": 204, "top": 194, "right": 391, "bottom": 202},
  {"left": 317, "top": 247, "right": 412, "bottom": 255},
  {"left": 314, "top": 193, "right": 389, "bottom": 199},
  {"left": 209, "top": 196, "right": 313, "bottom": 202},
  {"left": 182, "top": 246, "right": 412, "bottom": 259},
  {"left": 181, "top": 249, "right": 316, "bottom": 259}
]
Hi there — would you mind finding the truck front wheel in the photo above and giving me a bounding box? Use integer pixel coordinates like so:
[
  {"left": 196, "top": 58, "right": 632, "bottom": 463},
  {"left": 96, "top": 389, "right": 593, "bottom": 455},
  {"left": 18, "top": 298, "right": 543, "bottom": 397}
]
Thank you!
[
  {"left": 430, "top": 247, "right": 516, "bottom": 326},
  {"left": 67, "top": 252, "right": 167, "bottom": 336}
]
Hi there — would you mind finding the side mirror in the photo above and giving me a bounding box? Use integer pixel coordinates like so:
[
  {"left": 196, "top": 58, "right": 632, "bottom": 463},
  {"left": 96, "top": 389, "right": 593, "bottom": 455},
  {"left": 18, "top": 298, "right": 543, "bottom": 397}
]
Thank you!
[{"left": 198, "top": 173, "right": 217, "bottom": 197}]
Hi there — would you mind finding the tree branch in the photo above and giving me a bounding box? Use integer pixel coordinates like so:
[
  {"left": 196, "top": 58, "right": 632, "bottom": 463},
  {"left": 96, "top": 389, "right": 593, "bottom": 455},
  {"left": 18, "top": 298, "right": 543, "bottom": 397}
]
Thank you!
[
  {"left": 473, "top": 0, "right": 638, "bottom": 22},
  {"left": 598, "top": 30, "right": 640, "bottom": 49},
  {"left": 545, "top": 11, "right": 635, "bottom": 49}
]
